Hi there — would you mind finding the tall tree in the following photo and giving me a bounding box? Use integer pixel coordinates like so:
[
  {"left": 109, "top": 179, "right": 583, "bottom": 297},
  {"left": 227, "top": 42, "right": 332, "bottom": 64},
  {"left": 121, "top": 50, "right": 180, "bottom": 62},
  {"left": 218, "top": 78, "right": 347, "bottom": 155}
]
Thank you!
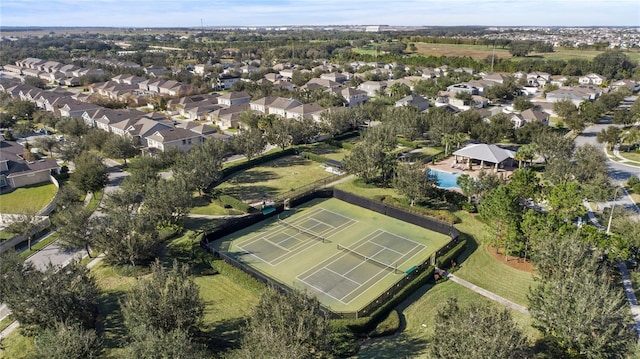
[
  {"left": 546, "top": 182, "right": 586, "bottom": 225},
  {"left": 34, "top": 322, "right": 102, "bottom": 359},
  {"left": 512, "top": 96, "right": 533, "bottom": 112},
  {"left": 124, "top": 326, "right": 206, "bottom": 359},
  {"left": 529, "top": 233, "right": 636, "bottom": 358},
  {"left": 121, "top": 260, "right": 204, "bottom": 334},
  {"left": 173, "top": 139, "right": 226, "bottom": 195},
  {"left": 72, "top": 152, "right": 109, "bottom": 194},
  {"left": 394, "top": 164, "right": 436, "bottom": 206},
  {"left": 430, "top": 298, "right": 530, "bottom": 359},
  {"left": 0, "top": 253, "right": 99, "bottom": 334},
  {"left": 33, "top": 136, "right": 59, "bottom": 158},
  {"left": 142, "top": 178, "right": 193, "bottom": 227},
  {"left": 236, "top": 287, "right": 333, "bottom": 359},
  {"left": 4, "top": 211, "right": 44, "bottom": 251},
  {"left": 54, "top": 205, "right": 95, "bottom": 258},
  {"left": 533, "top": 131, "right": 574, "bottom": 164},
  {"left": 102, "top": 135, "right": 138, "bottom": 165},
  {"left": 456, "top": 173, "right": 477, "bottom": 203},
  {"left": 233, "top": 126, "right": 265, "bottom": 161},
  {"left": 596, "top": 126, "right": 622, "bottom": 151},
  {"left": 478, "top": 185, "right": 522, "bottom": 256}
]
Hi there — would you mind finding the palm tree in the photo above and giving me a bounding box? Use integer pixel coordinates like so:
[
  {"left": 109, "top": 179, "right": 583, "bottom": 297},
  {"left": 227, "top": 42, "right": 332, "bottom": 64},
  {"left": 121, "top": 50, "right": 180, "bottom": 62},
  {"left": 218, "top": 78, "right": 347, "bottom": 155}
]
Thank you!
[
  {"left": 451, "top": 132, "right": 467, "bottom": 151},
  {"left": 442, "top": 134, "right": 453, "bottom": 156},
  {"left": 515, "top": 143, "right": 537, "bottom": 168},
  {"left": 623, "top": 129, "right": 640, "bottom": 152}
]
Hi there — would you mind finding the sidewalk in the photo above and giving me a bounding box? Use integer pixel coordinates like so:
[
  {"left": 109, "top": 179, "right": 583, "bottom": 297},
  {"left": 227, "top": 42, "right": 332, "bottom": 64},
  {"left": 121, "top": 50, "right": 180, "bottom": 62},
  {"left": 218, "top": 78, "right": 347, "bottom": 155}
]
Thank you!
[
  {"left": 436, "top": 267, "right": 529, "bottom": 314},
  {"left": 607, "top": 144, "right": 640, "bottom": 168}
]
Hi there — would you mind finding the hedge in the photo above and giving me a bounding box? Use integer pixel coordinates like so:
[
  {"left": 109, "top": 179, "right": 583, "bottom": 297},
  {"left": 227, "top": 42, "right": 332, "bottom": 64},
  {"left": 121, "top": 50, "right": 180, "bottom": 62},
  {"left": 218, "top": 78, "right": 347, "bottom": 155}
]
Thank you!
[
  {"left": 326, "top": 139, "right": 354, "bottom": 150},
  {"left": 369, "top": 309, "right": 400, "bottom": 337},
  {"left": 301, "top": 151, "right": 330, "bottom": 164},
  {"left": 209, "top": 258, "right": 266, "bottom": 293},
  {"left": 435, "top": 238, "right": 467, "bottom": 268},
  {"left": 331, "top": 263, "right": 436, "bottom": 334},
  {"left": 397, "top": 138, "right": 419, "bottom": 149},
  {"left": 218, "top": 194, "right": 252, "bottom": 213}
]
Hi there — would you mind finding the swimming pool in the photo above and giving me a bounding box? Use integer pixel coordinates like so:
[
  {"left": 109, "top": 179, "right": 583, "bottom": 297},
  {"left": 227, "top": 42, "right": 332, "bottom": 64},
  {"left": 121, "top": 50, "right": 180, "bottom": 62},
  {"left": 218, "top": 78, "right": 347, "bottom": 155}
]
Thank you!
[{"left": 430, "top": 169, "right": 462, "bottom": 190}]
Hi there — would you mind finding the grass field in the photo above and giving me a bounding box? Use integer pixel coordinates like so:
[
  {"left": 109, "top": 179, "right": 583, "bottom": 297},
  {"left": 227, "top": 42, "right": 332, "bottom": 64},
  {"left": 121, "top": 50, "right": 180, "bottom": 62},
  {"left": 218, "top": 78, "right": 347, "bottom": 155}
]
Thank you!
[
  {"left": 216, "top": 155, "right": 335, "bottom": 203},
  {"left": 0, "top": 182, "right": 57, "bottom": 214},
  {"left": 411, "top": 42, "right": 640, "bottom": 62},
  {"left": 298, "top": 142, "right": 350, "bottom": 162},
  {"left": 453, "top": 211, "right": 534, "bottom": 306},
  {"left": 354, "top": 280, "right": 539, "bottom": 358},
  {"left": 212, "top": 197, "right": 451, "bottom": 314},
  {"left": 191, "top": 194, "right": 246, "bottom": 216}
]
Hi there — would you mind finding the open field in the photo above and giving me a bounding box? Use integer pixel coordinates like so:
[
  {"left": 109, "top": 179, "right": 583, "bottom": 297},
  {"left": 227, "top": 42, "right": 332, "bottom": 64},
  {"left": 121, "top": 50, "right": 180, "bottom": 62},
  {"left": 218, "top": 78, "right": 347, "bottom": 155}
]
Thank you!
[
  {"left": 211, "top": 197, "right": 451, "bottom": 314},
  {"left": 298, "top": 142, "right": 350, "bottom": 162},
  {"left": 0, "top": 182, "right": 57, "bottom": 214},
  {"left": 216, "top": 155, "right": 336, "bottom": 203},
  {"left": 410, "top": 42, "right": 640, "bottom": 62}
]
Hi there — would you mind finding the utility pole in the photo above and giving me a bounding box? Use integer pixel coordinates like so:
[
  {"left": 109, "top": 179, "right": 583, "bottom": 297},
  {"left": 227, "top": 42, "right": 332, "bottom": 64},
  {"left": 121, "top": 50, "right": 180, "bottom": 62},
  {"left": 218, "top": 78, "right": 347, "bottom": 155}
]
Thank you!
[{"left": 491, "top": 40, "right": 496, "bottom": 72}]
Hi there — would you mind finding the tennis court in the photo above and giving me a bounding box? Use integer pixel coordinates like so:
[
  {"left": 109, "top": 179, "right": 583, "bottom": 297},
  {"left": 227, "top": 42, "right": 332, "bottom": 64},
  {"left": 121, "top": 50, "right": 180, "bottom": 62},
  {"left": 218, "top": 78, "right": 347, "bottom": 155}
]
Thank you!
[
  {"left": 236, "top": 207, "right": 356, "bottom": 265},
  {"left": 298, "top": 230, "right": 425, "bottom": 304},
  {"left": 215, "top": 198, "right": 451, "bottom": 312}
]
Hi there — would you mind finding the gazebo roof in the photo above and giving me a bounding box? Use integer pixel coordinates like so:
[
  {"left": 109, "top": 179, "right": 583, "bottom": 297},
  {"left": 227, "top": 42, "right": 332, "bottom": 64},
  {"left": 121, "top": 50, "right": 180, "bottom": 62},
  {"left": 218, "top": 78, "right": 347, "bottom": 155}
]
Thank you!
[{"left": 452, "top": 144, "right": 515, "bottom": 164}]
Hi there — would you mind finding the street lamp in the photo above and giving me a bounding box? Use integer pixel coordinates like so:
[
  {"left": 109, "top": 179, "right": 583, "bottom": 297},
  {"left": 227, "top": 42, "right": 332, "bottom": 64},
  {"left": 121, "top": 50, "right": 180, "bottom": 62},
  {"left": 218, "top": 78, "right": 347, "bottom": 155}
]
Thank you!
[{"left": 606, "top": 186, "right": 621, "bottom": 235}]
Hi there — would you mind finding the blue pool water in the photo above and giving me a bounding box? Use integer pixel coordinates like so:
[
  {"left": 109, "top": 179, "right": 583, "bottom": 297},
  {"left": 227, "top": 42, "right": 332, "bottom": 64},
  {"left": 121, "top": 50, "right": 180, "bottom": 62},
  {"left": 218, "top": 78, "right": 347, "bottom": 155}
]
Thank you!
[{"left": 430, "top": 169, "right": 462, "bottom": 190}]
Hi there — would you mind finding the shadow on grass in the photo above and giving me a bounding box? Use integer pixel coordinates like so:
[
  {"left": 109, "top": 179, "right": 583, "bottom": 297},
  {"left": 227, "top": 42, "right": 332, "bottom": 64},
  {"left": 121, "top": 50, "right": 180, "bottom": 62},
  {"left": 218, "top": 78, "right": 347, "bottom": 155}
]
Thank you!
[
  {"left": 355, "top": 332, "right": 429, "bottom": 358},
  {"left": 221, "top": 185, "right": 279, "bottom": 203},
  {"left": 97, "top": 290, "right": 129, "bottom": 351},
  {"left": 227, "top": 170, "right": 281, "bottom": 185},
  {"left": 199, "top": 316, "right": 248, "bottom": 353}
]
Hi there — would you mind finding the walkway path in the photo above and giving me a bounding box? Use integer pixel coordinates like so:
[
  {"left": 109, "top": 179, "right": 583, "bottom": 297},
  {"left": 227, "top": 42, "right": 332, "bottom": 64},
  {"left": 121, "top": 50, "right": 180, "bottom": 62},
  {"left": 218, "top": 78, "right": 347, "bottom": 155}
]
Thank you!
[
  {"left": 583, "top": 200, "right": 640, "bottom": 339},
  {"left": 436, "top": 268, "right": 529, "bottom": 314}
]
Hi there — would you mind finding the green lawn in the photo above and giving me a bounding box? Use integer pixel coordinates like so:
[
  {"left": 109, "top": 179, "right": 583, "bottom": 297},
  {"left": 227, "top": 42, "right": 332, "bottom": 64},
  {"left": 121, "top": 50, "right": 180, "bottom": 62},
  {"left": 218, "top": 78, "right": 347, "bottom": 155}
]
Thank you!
[
  {"left": 0, "top": 182, "right": 58, "bottom": 214},
  {"left": 190, "top": 194, "right": 246, "bottom": 216},
  {"left": 216, "top": 155, "right": 335, "bottom": 203},
  {"left": 616, "top": 150, "right": 640, "bottom": 164},
  {"left": 452, "top": 211, "right": 534, "bottom": 306},
  {"left": 298, "top": 142, "right": 350, "bottom": 162},
  {"left": 355, "top": 280, "right": 539, "bottom": 358}
]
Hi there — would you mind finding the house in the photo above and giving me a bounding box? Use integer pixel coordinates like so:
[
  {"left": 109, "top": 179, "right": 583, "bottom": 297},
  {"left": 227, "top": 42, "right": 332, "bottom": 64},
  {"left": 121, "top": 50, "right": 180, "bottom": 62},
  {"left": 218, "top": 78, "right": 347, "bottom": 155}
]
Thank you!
[
  {"left": 0, "top": 135, "right": 60, "bottom": 189},
  {"left": 250, "top": 96, "right": 278, "bottom": 113},
  {"left": 268, "top": 97, "right": 303, "bottom": 117},
  {"left": 239, "top": 65, "right": 260, "bottom": 74},
  {"left": 209, "top": 103, "right": 250, "bottom": 129},
  {"left": 358, "top": 81, "right": 387, "bottom": 97},
  {"left": 520, "top": 108, "right": 550, "bottom": 126},
  {"left": 320, "top": 72, "right": 349, "bottom": 83},
  {"left": 216, "top": 74, "right": 241, "bottom": 90},
  {"left": 217, "top": 91, "right": 251, "bottom": 107},
  {"left": 395, "top": 94, "right": 430, "bottom": 112},
  {"left": 446, "top": 83, "right": 479, "bottom": 95},
  {"left": 579, "top": 73, "right": 606, "bottom": 86},
  {"left": 303, "top": 78, "right": 342, "bottom": 90},
  {"left": 279, "top": 69, "right": 294, "bottom": 79},
  {"left": 611, "top": 79, "right": 640, "bottom": 92},
  {"left": 527, "top": 72, "right": 552, "bottom": 87},
  {"left": 125, "top": 117, "right": 174, "bottom": 146},
  {"left": 264, "top": 73, "right": 282, "bottom": 82},
  {"left": 546, "top": 86, "right": 602, "bottom": 106},
  {"left": 286, "top": 103, "right": 325, "bottom": 120},
  {"left": 481, "top": 72, "right": 509, "bottom": 84},
  {"left": 145, "top": 128, "right": 205, "bottom": 153},
  {"left": 58, "top": 100, "right": 103, "bottom": 118},
  {"left": 335, "top": 87, "right": 368, "bottom": 107},
  {"left": 176, "top": 122, "right": 219, "bottom": 137}
]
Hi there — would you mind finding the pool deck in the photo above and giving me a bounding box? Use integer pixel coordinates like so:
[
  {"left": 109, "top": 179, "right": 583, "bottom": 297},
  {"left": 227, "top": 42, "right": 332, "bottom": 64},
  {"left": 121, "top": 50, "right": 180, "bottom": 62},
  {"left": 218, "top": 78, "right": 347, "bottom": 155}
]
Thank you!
[{"left": 427, "top": 156, "right": 515, "bottom": 180}]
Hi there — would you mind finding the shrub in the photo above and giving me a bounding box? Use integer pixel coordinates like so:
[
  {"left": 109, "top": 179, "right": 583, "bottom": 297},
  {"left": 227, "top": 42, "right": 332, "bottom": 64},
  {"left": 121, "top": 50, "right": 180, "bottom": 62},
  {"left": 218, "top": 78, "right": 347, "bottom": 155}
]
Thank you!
[
  {"left": 627, "top": 176, "right": 640, "bottom": 188},
  {"left": 396, "top": 138, "right": 419, "bottom": 149},
  {"left": 633, "top": 183, "right": 640, "bottom": 195},
  {"left": 218, "top": 194, "right": 252, "bottom": 213},
  {"left": 208, "top": 259, "right": 265, "bottom": 293},
  {"left": 301, "top": 151, "right": 329, "bottom": 164},
  {"left": 369, "top": 309, "right": 400, "bottom": 337}
]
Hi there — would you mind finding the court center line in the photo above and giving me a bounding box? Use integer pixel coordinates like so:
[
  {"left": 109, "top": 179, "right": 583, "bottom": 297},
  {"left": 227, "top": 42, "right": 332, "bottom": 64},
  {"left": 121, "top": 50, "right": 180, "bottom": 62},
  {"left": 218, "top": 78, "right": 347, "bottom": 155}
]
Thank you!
[
  {"left": 341, "top": 262, "right": 400, "bottom": 305},
  {"left": 297, "top": 277, "right": 350, "bottom": 304},
  {"left": 324, "top": 267, "right": 361, "bottom": 286}
]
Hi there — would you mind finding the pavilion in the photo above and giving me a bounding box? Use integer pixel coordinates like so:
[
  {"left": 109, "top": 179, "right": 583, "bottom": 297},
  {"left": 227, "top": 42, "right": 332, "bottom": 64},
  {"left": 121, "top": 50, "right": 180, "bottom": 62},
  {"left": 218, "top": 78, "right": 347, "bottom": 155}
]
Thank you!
[{"left": 452, "top": 144, "right": 515, "bottom": 172}]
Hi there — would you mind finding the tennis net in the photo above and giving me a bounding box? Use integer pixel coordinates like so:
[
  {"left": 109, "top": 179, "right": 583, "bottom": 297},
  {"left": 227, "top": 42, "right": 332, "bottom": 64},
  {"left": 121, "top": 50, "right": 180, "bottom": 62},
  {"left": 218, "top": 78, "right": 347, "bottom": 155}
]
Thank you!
[
  {"left": 278, "top": 217, "right": 325, "bottom": 243},
  {"left": 337, "top": 244, "right": 399, "bottom": 274}
]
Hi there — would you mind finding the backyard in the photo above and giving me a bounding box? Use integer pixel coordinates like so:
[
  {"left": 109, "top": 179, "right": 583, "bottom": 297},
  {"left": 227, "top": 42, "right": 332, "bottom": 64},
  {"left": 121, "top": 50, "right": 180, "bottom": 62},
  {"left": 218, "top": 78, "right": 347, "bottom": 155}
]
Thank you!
[{"left": 0, "top": 182, "right": 57, "bottom": 214}]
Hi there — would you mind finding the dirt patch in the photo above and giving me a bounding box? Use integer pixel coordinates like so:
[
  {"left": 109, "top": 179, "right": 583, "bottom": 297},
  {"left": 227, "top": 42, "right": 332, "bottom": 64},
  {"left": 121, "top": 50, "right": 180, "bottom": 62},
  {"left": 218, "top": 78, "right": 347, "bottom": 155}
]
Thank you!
[{"left": 487, "top": 245, "right": 534, "bottom": 273}]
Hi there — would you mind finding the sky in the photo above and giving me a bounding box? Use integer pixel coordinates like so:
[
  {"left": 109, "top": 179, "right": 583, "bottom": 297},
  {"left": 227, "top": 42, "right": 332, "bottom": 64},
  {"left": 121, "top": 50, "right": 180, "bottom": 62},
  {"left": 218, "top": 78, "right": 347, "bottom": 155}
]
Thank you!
[{"left": 1, "top": 0, "right": 639, "bottom": 28}]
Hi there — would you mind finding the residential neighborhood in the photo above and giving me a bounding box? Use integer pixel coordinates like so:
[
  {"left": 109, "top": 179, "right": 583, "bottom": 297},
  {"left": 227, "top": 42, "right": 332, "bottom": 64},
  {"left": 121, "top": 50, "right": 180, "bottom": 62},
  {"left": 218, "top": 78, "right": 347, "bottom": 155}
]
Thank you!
[{"left": 1, "top": 12, "right": 640, "bottom": 358}]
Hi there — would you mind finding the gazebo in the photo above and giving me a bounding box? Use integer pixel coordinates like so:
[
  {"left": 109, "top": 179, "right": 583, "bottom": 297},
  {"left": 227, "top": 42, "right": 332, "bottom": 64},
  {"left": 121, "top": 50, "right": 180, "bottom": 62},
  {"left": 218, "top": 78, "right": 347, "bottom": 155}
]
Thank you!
[{"left": 452, "top": 144, "right": 515, "bottom": 172}]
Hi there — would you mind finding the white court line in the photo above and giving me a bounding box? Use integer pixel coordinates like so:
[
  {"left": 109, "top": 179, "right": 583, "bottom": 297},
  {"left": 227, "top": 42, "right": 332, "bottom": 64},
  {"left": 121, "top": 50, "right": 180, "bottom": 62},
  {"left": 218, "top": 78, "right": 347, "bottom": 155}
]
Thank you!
[
  {"left": 323, "top": 267, "right": 361, "bottom": 286},
  {"left": 342, "top": 247, "right": 387, "bottom": 277},
  {"left": 375, "top": 229, "right": 426, "bottom": 248},
  {"left": 298, "top": 277, "right": 350, "bottom": 304}
]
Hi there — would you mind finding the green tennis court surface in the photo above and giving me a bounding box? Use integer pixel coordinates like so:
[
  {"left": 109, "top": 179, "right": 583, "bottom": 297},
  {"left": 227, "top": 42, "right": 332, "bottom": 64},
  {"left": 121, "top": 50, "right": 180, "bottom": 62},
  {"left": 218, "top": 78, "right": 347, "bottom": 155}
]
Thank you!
[{"left": 213, "top": 198, "right": 451, "bottom": 313}]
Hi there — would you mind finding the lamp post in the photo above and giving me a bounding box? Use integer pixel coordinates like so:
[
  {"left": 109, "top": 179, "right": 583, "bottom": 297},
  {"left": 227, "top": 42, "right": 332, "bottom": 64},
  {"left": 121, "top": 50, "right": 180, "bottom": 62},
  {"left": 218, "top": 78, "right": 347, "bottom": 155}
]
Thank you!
[{"left": 606, "top": 186, "right": 621, "bottom": 235}]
